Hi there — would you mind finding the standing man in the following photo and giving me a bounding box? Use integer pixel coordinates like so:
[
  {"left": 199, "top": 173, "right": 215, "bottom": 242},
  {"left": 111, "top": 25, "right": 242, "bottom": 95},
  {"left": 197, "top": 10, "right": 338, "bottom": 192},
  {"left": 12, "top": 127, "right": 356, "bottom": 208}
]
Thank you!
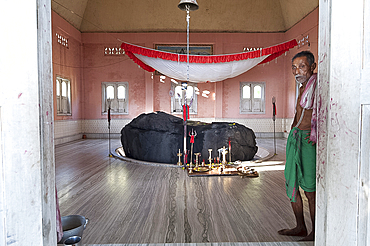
[{"left": 278, "top": 51, "right": 317, "bottom": 241}]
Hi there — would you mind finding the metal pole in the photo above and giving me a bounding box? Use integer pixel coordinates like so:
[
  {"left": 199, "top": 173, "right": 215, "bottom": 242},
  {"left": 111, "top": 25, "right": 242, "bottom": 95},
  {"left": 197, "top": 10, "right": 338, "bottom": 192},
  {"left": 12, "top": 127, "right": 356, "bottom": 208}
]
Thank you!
[
  {"left": 272, "top": 98, "right": 277, "bottom": 155},
  {"left": 183, "top": 6, "right": 191, "bottom": 167},
  {"left": 108, "top": 100, "right": 112, "bottom": 157},
  {"left": 109, "top": 121, "right": 112, "bottom": 157},
  {"left": 183, "top": 96, "right": 187, "bottom": 167},
  {"left": 186, "top": 8, "right": 190, "bottom": 83},
  {"left": 273, "top": 119, "right": 276, "bottom": 155}
]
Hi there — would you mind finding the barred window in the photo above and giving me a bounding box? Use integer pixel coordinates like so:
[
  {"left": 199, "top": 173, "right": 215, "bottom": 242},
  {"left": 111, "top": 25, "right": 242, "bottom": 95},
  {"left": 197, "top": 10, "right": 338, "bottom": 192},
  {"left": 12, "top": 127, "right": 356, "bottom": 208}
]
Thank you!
[
  {"left": 56, "top": 77, "right": 71, "bottom": 115},
  {"left": 240, "top": 82, "right": 265, "bottom": 114},
  {"left": 171, "top": 82, "right": 197, "bottom": 114},
  {"left": 102, "top": 82, "right": 129, "bottom": 114}
]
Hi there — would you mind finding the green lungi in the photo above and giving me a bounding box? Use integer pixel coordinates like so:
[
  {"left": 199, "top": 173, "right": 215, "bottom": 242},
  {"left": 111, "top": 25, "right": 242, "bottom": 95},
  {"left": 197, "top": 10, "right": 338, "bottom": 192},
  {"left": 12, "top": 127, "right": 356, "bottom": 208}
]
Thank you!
[{"left": 285, "top": 127, "right": 316, "bottom": 202}]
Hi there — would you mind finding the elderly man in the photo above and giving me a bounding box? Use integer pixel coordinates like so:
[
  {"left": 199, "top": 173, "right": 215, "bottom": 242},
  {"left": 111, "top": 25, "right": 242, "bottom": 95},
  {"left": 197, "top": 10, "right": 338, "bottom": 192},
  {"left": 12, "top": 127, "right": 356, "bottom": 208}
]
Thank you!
[{"left": 278, "top": 51, "right": 317, "bottom": 241}]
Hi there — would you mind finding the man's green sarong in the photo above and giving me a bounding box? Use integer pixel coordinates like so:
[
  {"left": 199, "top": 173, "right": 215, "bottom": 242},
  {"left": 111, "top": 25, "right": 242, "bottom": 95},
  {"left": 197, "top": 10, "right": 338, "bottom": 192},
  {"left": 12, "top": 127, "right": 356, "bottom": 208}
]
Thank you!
[{"left": 285, "top": 127, "right": 316, "bottom": 202}]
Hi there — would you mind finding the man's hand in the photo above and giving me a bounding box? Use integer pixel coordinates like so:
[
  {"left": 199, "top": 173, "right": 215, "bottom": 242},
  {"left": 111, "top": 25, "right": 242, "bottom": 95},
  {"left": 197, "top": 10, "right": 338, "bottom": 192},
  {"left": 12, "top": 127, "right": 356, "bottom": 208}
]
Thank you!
[{"left": 305, "top": 132, "right": 316, "bottom": 146}]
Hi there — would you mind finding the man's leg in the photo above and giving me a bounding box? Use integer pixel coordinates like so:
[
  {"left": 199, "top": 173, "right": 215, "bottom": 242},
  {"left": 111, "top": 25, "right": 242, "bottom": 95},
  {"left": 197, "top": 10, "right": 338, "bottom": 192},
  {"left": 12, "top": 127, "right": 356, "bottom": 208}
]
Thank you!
[
  {"left": 278, "top": 190, "right": 308, "bottom": 236},
  {"left": 300, "top": 191, "right": 316, "bottom": 241}
]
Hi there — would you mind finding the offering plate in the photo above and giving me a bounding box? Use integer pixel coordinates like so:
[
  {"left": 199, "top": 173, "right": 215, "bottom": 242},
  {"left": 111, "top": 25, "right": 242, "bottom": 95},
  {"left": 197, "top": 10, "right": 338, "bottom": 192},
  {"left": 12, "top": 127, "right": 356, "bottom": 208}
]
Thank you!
[{"left": 192, "top": 167, "right": 209, "bottom": 172}]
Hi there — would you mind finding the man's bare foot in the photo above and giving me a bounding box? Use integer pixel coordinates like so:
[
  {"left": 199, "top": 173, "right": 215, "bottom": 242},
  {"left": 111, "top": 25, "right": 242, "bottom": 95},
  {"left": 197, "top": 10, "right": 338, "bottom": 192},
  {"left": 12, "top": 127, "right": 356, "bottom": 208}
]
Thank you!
[
  {"left": 299, "top": 231, "right": 314, "bottom": 241},
  {"left": 278, "top": 227, "right": 307, "bottom": 237}
]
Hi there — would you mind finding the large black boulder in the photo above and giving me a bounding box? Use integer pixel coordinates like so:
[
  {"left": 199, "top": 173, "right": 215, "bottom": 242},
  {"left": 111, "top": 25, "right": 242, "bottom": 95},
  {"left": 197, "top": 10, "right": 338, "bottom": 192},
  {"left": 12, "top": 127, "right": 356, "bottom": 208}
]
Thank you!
[{"left": 121, "top": 111, "right": 258, "bottom": 164}]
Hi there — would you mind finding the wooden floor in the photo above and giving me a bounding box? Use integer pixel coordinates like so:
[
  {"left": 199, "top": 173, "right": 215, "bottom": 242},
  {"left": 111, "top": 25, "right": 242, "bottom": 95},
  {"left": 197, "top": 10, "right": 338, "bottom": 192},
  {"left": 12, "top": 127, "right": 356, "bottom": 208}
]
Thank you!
[{"left": 55, "top": 138, "right": 314, "bottom": 246}]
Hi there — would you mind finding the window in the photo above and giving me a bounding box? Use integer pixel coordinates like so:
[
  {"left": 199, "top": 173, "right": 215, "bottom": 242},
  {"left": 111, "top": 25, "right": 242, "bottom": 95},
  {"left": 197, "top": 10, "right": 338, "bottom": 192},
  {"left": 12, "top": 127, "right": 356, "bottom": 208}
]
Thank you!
[
  {"left": 171, "top": 82, "right": 197, "bottom": 114},
  {"left": 104, "top": 47, "right": 125, "bottom": 56},
  {"left": 240, "top": 82, "right": 265, "bottom": 114},
  {"left": 243, "top": 47, "right": 262, "bottom": 52},
  {"left": 56, "top": 33, "right": 68, "bottom": 48},
  {"left": 56, "top": 77, "right": 71, "bottom": 115},
  {"left": 102, "top": 82, "right": 129, "bottom": 114}
]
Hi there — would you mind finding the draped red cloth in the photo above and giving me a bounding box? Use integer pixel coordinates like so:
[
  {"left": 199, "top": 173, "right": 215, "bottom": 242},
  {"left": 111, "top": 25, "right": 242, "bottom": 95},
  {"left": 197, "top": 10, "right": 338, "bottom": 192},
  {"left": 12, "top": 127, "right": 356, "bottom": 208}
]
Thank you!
[{"left": 121, "top": 39, "right": 298, "bottom": 78}]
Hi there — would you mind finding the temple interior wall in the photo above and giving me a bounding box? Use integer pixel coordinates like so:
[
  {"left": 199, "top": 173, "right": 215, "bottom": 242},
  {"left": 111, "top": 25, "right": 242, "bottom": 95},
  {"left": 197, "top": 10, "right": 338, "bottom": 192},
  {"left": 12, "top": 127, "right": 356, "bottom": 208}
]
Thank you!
[
  {"left": 52, "top": 8, "right": 319, "bottom": 144},
  {"left": 2, "top": 2, "right": 370, "bottom": 245}
]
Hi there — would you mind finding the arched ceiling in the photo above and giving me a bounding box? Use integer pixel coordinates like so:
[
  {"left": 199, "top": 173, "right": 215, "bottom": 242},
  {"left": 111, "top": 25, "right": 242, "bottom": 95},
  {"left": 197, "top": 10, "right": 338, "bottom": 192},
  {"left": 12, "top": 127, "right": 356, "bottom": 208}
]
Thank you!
[{"left": 51, "top": 0, "right": 318, "bottom": 33}]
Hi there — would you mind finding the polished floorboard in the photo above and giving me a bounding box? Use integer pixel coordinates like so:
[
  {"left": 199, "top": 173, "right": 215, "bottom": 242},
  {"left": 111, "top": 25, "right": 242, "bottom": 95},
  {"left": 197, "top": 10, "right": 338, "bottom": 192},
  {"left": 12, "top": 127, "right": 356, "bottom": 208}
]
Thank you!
[{"left": 55, "top": 138, "right": 313, "bottom": 246}]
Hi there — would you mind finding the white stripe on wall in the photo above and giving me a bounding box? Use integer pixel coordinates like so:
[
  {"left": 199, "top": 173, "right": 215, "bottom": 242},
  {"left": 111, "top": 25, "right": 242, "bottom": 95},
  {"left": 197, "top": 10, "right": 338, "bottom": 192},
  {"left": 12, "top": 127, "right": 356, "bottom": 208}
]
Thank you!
[{"left": 54, "top": 118, "right": 294, "bottom": 145}]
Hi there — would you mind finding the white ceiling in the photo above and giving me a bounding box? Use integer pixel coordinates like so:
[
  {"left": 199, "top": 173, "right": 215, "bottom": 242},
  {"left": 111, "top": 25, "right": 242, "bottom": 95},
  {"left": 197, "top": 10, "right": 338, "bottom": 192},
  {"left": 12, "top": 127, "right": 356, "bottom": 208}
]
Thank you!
[{"left": 51, "top": 0, "right": 318, "bottom": 33}]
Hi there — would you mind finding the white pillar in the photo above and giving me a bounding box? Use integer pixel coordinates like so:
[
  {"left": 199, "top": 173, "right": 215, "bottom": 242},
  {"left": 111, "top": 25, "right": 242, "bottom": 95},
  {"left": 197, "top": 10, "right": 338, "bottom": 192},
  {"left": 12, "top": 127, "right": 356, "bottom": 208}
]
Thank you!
[
  {"left": 0, "top": 0, "right": 56, "bottom": 245},
  {"left": 317, "top": 0, "right": 370, "bottom": 245}
]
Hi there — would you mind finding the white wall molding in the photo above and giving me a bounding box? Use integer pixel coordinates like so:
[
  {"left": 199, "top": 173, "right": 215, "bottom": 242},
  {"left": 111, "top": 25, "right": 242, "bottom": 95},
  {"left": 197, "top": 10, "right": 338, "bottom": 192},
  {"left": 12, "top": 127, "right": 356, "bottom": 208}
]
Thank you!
[{"left": 55, "top": 118, "right": 293, "bottom": 145}]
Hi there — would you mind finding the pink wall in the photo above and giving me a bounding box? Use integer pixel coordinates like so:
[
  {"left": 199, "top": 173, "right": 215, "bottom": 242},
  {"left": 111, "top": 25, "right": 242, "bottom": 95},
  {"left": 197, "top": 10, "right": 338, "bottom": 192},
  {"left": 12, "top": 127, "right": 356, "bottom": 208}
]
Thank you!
[
  {"left": 52, "top": 12, "right": 83, "bottom": 120},
  {"left": 153, "top": 76, "right": 171, "bottom": 114},
  {"left": 81, "top": 42, "right": 147, "bottom": 119},
  {"left": 152, "top": 76, "right": 217, "bottom": 118},
  {"left": 284, "top": 8, "right": 319, "bottom": 118},
  {"left": 52, "top": 8, "right": 318, "bottom": 122}
]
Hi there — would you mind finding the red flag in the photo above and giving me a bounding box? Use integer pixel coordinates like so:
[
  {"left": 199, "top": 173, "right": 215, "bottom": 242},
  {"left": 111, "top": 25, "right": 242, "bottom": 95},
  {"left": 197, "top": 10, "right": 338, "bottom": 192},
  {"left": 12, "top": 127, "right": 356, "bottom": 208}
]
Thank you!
[
  {"left": 183, "top": 105, "right": 189, "bottom": 120},
  {"left": 190, "top": 135, "right": 195, "bottom": 143}
]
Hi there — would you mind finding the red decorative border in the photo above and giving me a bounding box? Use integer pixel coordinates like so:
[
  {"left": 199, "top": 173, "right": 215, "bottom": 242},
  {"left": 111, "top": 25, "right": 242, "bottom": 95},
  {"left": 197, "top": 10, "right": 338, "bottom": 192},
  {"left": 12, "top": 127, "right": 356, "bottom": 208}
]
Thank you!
[{"left": 121, "top": 39, "right": 298, "bottom": 73}]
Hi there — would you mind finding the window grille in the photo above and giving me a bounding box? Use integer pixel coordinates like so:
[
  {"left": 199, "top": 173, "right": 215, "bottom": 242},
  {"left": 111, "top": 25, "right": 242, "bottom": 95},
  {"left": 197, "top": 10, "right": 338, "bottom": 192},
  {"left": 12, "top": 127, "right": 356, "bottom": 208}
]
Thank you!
[
  {"left": 56, "top": 33, "right": 69, "bottom": 48},
  {"left": 104, "top": 47, "right": 125, "bottom": 56},
  {"left": 243, "top": 47, "right": 262, "bottom": 52}
]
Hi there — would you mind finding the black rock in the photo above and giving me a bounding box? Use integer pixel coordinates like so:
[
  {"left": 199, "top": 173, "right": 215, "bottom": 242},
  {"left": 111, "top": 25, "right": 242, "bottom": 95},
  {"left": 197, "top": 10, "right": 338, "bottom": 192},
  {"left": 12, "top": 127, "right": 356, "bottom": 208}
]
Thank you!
[{"left": 121, "top": 111, "right": 258, "bottom": 164}]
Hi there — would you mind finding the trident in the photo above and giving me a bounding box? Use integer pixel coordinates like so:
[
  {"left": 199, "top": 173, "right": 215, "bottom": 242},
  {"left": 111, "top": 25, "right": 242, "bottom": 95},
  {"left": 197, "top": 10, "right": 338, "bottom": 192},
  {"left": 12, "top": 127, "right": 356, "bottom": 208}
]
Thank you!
[{"left": 189, "top": 129, "right": 197, "bottom": 166}]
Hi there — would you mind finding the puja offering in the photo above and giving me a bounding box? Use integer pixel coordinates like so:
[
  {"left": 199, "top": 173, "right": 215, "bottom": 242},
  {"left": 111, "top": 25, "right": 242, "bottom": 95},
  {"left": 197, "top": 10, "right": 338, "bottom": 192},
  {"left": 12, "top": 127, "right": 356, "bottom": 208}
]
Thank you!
[
  {"left": 194, "top": 153, "right": 201, "bottom": 168},
  {"left": 237, "top": 166, "right": 259, "bottom": 177},
  {"left": 177, "top": 149, "right": 183, "bottom": 166},
  {"left": 193, "top": 166, "right": 209, "bottom": 172},
  {"left": 208, "top": 149, "right": 212, "bottom": 166}
]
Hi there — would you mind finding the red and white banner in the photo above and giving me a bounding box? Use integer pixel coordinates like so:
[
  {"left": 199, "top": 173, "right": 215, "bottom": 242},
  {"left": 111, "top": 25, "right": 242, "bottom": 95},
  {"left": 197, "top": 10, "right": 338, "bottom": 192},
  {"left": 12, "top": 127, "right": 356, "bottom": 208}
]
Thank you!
[{"left": 121, "top": 39, "right": 297, "bottom": 83}]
